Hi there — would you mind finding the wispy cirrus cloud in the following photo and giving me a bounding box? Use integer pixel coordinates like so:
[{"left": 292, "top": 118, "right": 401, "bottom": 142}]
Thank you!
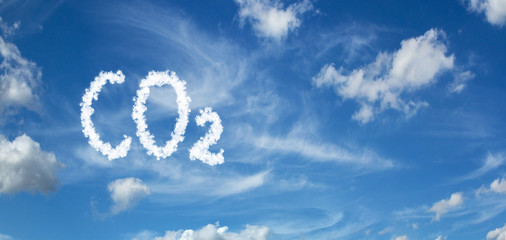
[
  {"left": 103, "top": 1, "right": 250, "bottom": 110},
  {"left": 458, "top": 152, "right": 505, "bottom": 181}
]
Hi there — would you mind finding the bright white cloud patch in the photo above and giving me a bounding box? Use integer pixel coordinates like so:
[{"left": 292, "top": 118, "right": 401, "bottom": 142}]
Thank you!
[
  {"left": 487, "top": 223, "right": 506, "bottom": 240},
  {"left": 435, "top": 235, "right": 447, "bottom": 240},
  {"left": 189, "top": 107, "right": 224, "bottom": 166},
  {"left": 80, "top": 70, "right": 132, "bottom": 160},
  {"left": 393, "top": 235, "right": 408, "bottom": 240},
  {"left": 132, "top": 71, "right": 191, "bottom": 160},
  {"left": 467, "top": 0, "right": 506, "bottom": 26},
  {"left": 145, "top": 223, "right": 270, "bottom": 240},
  {"left": 477, "top": 177, "right": 506, "bottom": 195},
  {"left": 0, "top": 36, "right": 41, "bottom": 115},
  {"left": 0, "top": 134, "right": 62, "bottom": 194},
  {"left": 428, "top": 192, "right": 464, "bottom": 221},
  {"left": 235, "top": 0, "right": 313, "bottom": 41},
  {"left": 108, "top": 177, "right": 151, "bottom": 215},
  {"left": 313, "top": 29, "right": 456, "bottom": 123}
]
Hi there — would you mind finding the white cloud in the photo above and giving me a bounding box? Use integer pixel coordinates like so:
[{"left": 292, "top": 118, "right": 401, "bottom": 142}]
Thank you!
[
  {"left": 435, "top": 235, "right": 447, "bottom": 240},
  {"left": 467, "top": 0, "right": 506, "bottom": 26},
  {"left": 428, "top": 192, "right": 464, "bottom": 221},
  {"left": 132, "top": 71, "right": 191, "bottom": 160},
  {"left": 450, "top": 70, "right": 474, "bottom": 93},
  {"left": 0, "top": 17, "right": 20, "bottom": 36},
  {"left": 0, "top": 134, "right": 62, "bottom": 194},
  {"left": 477, "top": 177, "right": 506, "bottom": 195},
  {"left": 460, "top": 152, "right": 505, "bottom": 181},
  {"left": 80, "top": 70, "right": 132, "bottom": 160},
  {"left": 313, "top": 29, "right": 456, "bottom": 123},
  {"left": 411, "top": 223, "right": 418, "bottom": 230},
  {"left": 189, "top": 107, "right": 224, "bottom": 166},
  {"left": 488, "top": 223, "right": 506, "bottom": 239},
  {"left": 0, "top": 36, "right": 41, "bottom": 115},
  {"left": 378, "top": 227, "right": 392, "bottom": 235},
  {"left": 393, "top": 236, "right": 408, "bottom": 240},
  {"left": 150, "top": 169, "right": 269, "bottom": 198},
  {"left": 108, "top": 177, "right": 151, "bottom": 214},
  {"left": 235, "top": 0, "right": 313, "bottom": 41},
  {"left": 107, "top": 2, "right": 250, "bottom": 110},
  {"left": 144, "top": 223, "right": 270, "bottom": 240},
  {"left": 253, "top": 134, "right": 394, "bottom": 169}
]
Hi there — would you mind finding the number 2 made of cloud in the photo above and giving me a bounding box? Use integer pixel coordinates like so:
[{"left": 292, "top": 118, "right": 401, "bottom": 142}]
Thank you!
[{"left": 80, "top": 70, "right": 224, "bottom": 166}]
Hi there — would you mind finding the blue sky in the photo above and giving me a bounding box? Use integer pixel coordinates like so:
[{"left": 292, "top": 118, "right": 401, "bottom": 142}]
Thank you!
[{"left": 1, "top": 0, "right": 506, "bottom": 239}]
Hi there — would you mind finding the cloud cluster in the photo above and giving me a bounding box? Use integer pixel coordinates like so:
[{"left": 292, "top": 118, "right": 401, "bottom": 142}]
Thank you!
[
  {"left": 0, "top": 134, "right": 62, "bottom": 194},
  {"left": 313, "top": 29, "right": 456, "bottom": 123},
  {"left": 189, "top": 107, "right": 224, "bottom": 166},
  {"left": 467, "top": 0, "right": 506, "bottom": 26},
  {"left": 80, "top": 70, "right": 132, "bottom": 160},
  {"left": 0, "top": 36, "right": 41, "bottom": 116},
  {"left": 133, "top": 71, "right": 191, "bottom": 160},
  {"left": 136, "top": 223, "right": 270, "bottom": 240},
  {"left": 108, "top": 177, "right": 151, "bottom": 215},
  {"left": 488, "top": 223, "right": 506, "bottom": 240},
  {"left": 235, "top": 0, "right": 313, "bottom": 41},
  {"left": 428, "top": 192, "right": 464, "bottom": 221}
]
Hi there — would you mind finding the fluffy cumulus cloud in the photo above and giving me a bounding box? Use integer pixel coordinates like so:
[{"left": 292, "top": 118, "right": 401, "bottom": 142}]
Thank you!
[
  {"left": 108, "top": 177, "right": 151, "bottom": 214},
  {"left": 0, "top": 134, "right": 62, "bottom": 194},
  {"left": 138, "top": 223, "right": 270, "bottom": 240},
  {"left": 0, "top": 35, "right": 41, "bottom": 116},
  {"left": 488, "top": 223, "right": 506, "bottom": 239},
  {"left": 467, "top": 0, "right": 506, "bottom": 26},
  {"left": 80, "top": 70, "right": 132, "bottom": 160},
  {"left": 313, "top": 29, "right": 456, "bottom": 123},
  {"left": 428, "top": 192, "right": 464, "bottom": 221},
  {"left": 477, "top": 177, "right": 506, "bottom": 195},
  {"left": 132, "top": 71, "right": 191, "bottom": 160},
  {"left": 189, "top": 107, "right": 224, "bottom": 166},
  {"left": 235, "top": 0, "right": 313, "bottom": 40}
]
